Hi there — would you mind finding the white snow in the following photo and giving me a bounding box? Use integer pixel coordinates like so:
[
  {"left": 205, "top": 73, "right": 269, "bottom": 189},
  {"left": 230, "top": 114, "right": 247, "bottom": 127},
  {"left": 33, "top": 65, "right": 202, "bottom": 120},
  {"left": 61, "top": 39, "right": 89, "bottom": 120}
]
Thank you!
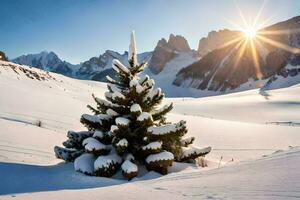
[
  {"left": 106, "top": 109, "right": 118, "bottom": 116},
  {"left": 1, "top": 61, "right": 300, "bottom": 199},
  {"left": 181, "top": 146, "right": 212, "bottom": 158},
  {"left": 115, "top": 117, "right": 130, "bottom": 126},
  {"left": 142, "top": 141, "right": 162, "bottom": 150},
  {"left": 116, "top": 138, "right": 128, "bottom": 147},
  {"left": 74, "top": 153, "right": 95, "bottom": 174},
  {"left": 128, "top": 31, "right": 137, "bottom": 66},
  {"left": 137, "top": 112, "right": 153, "bottom": 122},
  {"left": 82, "top": 137, "right": 106, "bottom": 151},
  {"left": 146, "top": 88, "right": 162, "bottom": 99},
  {"left": 111, "top": 91, "right": 125, "bottom": 100},
  {"left": 130, "top": 103, "right": 142, "bottom": 113},
  {"left": 94, "top": 154, "right": 122, "bottom": 170},
  {"left": 93, "top": 130, "right": 104, "bottom": 138},
  {"left": 121, "top": 160, "right": 137, "bottom": 173},
  {"left": 146, "top": 151, "right": 174, "bottom": 163},
  {"left": 110, "top": 125, "right": 118, "bottom": 132},
  {"left": 112, "top": 59, "right": 129, "bottom": 74},
  {"left": 148, "top": 124, "right": 176, "bottom": 135}
]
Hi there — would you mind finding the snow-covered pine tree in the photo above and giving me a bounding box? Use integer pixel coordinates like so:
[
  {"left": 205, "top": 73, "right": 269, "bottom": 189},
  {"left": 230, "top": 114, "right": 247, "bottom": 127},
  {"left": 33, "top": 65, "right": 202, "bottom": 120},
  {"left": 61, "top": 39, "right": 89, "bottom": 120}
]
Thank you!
[{"left": 54, "top": 31, "right": 211, "bottom": 179}]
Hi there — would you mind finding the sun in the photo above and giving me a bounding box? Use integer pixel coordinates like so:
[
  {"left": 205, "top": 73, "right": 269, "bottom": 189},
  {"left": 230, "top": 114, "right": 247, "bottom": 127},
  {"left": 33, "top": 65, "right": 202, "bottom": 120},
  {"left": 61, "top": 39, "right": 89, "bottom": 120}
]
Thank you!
[{"left": 243, "top": 28, "right": 257, "bottom": 39}]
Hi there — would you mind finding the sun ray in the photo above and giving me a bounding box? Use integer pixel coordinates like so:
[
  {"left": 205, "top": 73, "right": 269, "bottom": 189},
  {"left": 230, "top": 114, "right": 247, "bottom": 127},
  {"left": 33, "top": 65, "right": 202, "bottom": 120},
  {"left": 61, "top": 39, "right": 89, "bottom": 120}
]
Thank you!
[
  {"left": 217, "top": 36, "right": 244, "bottom": 49},
  {"left": 250, "top": 39, "right": 263, "bottom": 79},
  {"left": 235, "top": 4, "right": 249, "bottom": 28},
  {"left": 259, "top": 28, "right": 300, "bottom": 36},
  {"left": 252, "top": 0, "right": 268, "bottom": 28},
  {"left": 234, "top": 39, "right": 248, "bottom": 69},
  {"left": 256, "top": 35, "right": 300, "bottom": 54}
]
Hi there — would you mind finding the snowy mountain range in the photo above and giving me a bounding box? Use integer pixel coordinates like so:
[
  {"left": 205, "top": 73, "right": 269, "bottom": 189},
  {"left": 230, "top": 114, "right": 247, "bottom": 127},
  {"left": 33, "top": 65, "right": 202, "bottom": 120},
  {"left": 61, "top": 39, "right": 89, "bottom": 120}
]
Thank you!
[
  {"left": 11, "top": 15, "right": 300, "bottom": 96},
  {"left": 174, "top": 16, "right": 300, "bottom": 92}
]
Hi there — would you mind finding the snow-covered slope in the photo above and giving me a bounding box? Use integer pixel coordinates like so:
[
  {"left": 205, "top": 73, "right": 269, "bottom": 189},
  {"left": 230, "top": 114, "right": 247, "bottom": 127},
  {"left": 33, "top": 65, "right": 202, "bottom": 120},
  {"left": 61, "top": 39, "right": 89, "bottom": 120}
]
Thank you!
[
  {"left": 2, "top": 147, "right": 299, "bottom": 199},
  {"left": 1, "top": 61, "right": 300, "bottom": 198}
]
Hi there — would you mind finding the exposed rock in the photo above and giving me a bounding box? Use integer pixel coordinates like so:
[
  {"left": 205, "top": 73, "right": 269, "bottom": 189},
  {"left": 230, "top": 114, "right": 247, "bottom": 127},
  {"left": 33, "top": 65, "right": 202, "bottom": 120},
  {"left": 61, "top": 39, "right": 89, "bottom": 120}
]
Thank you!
[
  {"left": 12, "top": 51, "right": 75, "bottom": 76},
  {"left": 149, "top": 34, "right": 192, "bottom": 74},
  {"left": 198, "top": 29, "right": 242, "bottom": 57},
  {"left": 174, "top": 15, "right": 300, "bottom": 92}
]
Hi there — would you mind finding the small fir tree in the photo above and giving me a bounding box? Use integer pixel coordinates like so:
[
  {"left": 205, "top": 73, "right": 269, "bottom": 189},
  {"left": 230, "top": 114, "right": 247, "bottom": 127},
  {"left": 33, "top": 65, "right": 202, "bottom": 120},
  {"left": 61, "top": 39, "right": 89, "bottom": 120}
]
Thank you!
[{"left": 54, "top": 32, "right": 211, "bottom": 179}]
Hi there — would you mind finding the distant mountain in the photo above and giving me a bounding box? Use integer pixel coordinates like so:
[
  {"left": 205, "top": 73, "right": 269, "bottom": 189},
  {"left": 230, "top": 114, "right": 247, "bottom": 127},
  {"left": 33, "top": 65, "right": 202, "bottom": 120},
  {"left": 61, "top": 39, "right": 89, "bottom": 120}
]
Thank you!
[
  {"left": 80, "top": 50, "right": 152, "bottom": 81},
  {"left": 197, "top": 29, "right": 242, "bottom": 57},
  {"left": 12, "top": 51, "right": 78, "bottom": 77},
  {"left": 148, "top": 34, "right": 196, "bottom": 74},
  {"left": 174, "top": 16, "right": 300, "bottom": 92}
]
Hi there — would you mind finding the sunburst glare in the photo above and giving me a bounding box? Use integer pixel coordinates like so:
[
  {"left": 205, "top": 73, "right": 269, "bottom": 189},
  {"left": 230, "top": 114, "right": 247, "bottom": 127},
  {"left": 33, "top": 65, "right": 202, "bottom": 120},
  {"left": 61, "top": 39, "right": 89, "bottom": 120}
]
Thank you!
[{"left": 222, "top": 2, "right": 300, "bottom": 80}]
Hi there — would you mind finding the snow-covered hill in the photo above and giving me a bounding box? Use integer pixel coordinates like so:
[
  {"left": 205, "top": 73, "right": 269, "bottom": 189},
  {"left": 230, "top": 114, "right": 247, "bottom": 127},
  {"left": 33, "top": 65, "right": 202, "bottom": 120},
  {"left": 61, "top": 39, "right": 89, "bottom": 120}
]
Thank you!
[{"left": 1, "top": 61, "right": 300, "bottom": 198}]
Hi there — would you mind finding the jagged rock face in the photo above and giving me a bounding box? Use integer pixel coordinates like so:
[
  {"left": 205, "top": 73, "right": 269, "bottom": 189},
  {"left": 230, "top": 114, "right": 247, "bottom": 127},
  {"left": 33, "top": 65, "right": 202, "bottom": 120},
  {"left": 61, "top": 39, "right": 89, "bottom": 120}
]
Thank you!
[
  {"left": 174, "top": 16, "right": 300, "bottom": 92},
  {"left": 77, "top": 50, "right": 125, "bottom": 78},
  {"left": 89, "top": 51, "right": 152, "bottom": 82},
  {"left": 12, "top": 51, "right": 73, "bottom": 75},
  {"left": 198, "top": 29, "right": 242, "bottom": 57},
  {"left": 149, "top": 34, "right": 192, "bottom": 74}
]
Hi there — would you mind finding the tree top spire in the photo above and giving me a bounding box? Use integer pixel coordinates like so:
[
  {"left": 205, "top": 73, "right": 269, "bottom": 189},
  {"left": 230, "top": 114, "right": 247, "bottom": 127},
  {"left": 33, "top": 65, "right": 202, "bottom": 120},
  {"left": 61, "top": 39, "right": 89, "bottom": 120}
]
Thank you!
[{"left": 128, "top": 31, "right": 137, "bottom": 66}]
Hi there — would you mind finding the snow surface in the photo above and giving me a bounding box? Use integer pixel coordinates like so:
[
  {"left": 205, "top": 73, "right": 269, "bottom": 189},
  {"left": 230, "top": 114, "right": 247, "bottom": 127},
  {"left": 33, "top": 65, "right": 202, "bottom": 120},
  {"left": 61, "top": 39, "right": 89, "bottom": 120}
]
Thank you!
[{"left": 1, "top": 61, "right": 300, "bottom": 199}]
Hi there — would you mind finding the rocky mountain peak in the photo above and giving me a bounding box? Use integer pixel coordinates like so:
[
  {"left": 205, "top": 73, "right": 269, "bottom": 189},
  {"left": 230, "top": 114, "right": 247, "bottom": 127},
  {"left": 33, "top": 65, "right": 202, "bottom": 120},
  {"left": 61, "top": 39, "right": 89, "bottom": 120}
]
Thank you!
[
  {"left": 149, "top": 34, "right": 193, "bottom": 74},
  {"left": 198, "top": 29, "right": 242, "bottom": 57},
  {"left": 168, "top": 34, "right": 191, "bottom": 52}
]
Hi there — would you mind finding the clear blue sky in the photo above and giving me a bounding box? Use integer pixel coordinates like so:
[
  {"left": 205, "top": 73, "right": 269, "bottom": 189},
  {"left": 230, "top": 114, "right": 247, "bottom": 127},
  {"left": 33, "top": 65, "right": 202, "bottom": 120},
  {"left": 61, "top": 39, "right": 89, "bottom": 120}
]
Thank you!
[{"left": 1, "top": 0, "right": 300, "bottom": 63}]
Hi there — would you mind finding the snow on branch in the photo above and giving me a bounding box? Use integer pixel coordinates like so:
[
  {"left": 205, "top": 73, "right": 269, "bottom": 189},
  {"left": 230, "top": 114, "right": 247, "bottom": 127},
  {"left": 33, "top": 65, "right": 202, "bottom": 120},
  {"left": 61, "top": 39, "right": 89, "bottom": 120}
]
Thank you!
[
  {"left": 181, "top": 146, "right": 212, "bottom": 161},
  {"left": 116, "top": 138, "right": 129, "bottom": 147},
  {"left": 112, "top": 59, "right": 130, "bottom": 74},
  {"left": 142, "top": 141, "right": 162, "bottom": 151},
  {"left": 115, "top": 117, "right": 131, "bottom": 126},
  {"left": 146, "top": 151, "right": 174, "bottom": 163},
  {"left": 137, "top": 112, "right": 153, "bottom": 122},
  {"left": 74, "top": 153, "right": 96, "bottom": 175},
  {"left": 130, "top": 103, "right": 142, "bottom": 113}
]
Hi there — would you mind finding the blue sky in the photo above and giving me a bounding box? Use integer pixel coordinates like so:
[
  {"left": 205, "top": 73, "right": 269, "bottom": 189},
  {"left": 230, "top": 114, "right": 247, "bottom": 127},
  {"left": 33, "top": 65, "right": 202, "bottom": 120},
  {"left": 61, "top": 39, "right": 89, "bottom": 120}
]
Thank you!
[{"left": 1, "top": 0, "right": 300, "bottom": 63}]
